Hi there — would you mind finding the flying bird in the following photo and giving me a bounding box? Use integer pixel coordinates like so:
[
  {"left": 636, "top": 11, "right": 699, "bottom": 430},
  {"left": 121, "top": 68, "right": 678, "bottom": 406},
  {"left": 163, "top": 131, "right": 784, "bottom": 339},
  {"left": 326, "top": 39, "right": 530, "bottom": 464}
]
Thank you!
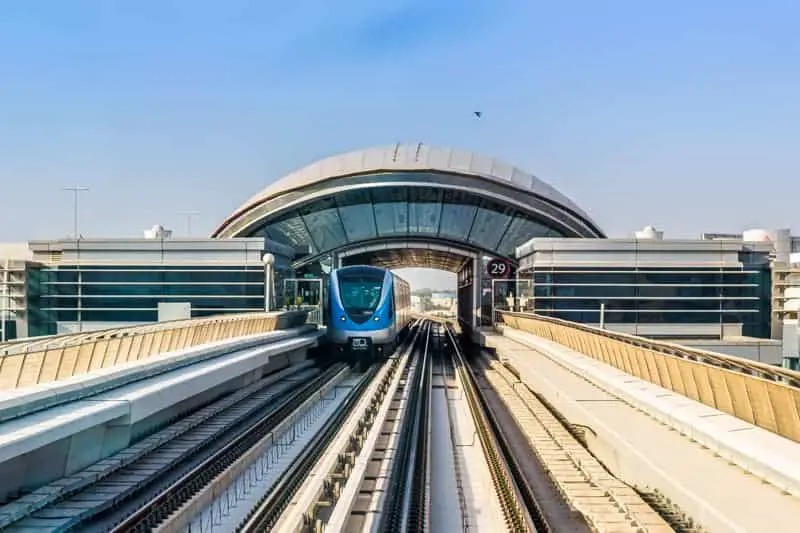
[{"left": 473, "top": 111, "right": 482, "bottom": 118}]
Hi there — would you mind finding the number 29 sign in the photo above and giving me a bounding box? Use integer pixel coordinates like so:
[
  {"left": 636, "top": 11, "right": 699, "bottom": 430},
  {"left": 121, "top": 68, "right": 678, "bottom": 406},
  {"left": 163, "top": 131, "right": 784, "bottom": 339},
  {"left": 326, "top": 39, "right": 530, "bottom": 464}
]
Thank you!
[{"left": 486, "top": 258, "right": 514, "bottom": 279}]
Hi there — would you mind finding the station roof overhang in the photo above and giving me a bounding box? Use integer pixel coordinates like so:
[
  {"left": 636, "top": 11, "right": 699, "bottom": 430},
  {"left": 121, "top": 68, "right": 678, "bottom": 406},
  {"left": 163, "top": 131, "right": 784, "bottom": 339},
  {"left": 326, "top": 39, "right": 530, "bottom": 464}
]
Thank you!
[
  {"left": 337, "top": 240, "right": 478, "bottom": 272},
  {"left": 213, "top": 144, "right": 604, "bottom": 268}
]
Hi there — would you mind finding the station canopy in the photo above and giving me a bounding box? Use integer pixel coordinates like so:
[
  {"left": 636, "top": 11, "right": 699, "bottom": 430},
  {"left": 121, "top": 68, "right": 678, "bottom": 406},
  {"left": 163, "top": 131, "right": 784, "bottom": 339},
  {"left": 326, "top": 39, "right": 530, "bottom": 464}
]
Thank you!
[{"left": 212, "top": 143, "right": 604, "bottom": 271}]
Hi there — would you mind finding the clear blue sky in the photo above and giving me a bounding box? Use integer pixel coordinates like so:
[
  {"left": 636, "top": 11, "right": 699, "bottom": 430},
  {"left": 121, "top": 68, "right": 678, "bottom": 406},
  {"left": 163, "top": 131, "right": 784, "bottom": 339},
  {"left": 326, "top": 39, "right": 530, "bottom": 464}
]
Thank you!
[{"left": 1, "top": 1, "right": 799, "bottom": 289}]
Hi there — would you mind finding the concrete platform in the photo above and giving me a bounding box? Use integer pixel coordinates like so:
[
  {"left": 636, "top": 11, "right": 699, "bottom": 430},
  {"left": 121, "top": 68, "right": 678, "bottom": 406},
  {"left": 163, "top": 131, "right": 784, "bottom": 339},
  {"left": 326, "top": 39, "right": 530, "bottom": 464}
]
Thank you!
[
  {"left": 0, "top": 329, "right": 322, "bottom": 503},
  {"left": 0, "top": 326, "right": 319, "bottom": 423},
  {"left": 477, "top": 327, "right": 800, "bottom": 533}
]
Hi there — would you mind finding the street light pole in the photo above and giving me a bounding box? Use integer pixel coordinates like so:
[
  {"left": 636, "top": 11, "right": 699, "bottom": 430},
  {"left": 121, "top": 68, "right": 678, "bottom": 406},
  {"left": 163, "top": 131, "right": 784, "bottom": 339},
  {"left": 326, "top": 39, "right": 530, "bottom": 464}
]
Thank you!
[
  {"left": 63, "top": 186, "right": 89, "bottom": 239},
  {"left": 178, "top": 211, "right": 200, "bottom": 237}
]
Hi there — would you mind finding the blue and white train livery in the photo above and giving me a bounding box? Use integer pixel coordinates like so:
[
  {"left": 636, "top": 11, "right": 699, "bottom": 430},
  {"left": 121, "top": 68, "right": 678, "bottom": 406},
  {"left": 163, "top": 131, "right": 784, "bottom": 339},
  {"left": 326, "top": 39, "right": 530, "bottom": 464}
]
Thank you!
[{"left": 327, "top": 265, "right": 411, "bottom": 362}]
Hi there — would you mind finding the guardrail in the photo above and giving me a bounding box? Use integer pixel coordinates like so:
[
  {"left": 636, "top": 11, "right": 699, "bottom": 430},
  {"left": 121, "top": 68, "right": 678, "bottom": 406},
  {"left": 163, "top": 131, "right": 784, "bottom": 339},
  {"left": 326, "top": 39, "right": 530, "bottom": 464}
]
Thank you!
[
  {"left": 498, "top": 311, "right": 800, "bottom": 443},
  {"left": 0, "top": 311, "right": 308, "bottom": 391}
]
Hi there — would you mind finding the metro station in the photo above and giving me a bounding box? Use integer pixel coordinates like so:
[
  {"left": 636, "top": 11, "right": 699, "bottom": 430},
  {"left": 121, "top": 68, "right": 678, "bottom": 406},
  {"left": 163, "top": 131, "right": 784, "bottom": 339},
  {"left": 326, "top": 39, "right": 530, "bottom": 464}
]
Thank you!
[
  {"left": 1, "top": 143, "right": 800, "bottom": 532},
  {"left": 0, "top": 143, "right": 785, "bottom": 357}
]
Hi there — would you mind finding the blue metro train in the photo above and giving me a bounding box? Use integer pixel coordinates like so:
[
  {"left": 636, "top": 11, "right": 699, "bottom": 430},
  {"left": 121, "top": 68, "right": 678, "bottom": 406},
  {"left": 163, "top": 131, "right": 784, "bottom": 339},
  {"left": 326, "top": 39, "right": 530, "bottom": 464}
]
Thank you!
[{"left": 327, "top": 265, "right": 412, "bottom": 363}]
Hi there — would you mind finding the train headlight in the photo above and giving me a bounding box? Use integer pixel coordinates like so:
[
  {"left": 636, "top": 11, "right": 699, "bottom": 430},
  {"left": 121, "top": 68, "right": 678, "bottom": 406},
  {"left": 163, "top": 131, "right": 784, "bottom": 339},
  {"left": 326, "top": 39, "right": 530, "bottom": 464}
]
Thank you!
[
  {"left": 374, "top": 316, "right": 380, "bottom": 321},
  {"left": 340, "top": 316, "right": 346, "bottom": 322}
]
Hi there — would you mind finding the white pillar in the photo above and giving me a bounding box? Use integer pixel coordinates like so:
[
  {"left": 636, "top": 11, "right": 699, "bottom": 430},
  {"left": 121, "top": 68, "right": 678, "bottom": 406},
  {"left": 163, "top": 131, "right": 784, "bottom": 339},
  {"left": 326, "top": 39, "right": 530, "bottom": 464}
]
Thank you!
[{"left": 262, "top": 253, "right": 275, "bottom": 312}]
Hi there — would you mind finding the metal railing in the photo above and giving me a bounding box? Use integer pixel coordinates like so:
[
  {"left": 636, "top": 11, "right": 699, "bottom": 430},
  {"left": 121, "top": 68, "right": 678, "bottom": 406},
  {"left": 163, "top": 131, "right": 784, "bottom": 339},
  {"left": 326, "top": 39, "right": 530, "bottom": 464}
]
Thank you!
[
  {"left": 498, "top": 311, "right": 800, "bottom": 443},
  {"left": 0, "top": 311, "right": 308, "bottom": 391}
]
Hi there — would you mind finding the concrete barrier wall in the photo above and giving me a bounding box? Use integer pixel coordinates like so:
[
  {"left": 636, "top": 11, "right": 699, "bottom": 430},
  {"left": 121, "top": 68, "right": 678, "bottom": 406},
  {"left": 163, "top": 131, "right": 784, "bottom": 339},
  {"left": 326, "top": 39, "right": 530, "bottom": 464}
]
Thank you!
[
  {"left": 499, "top": 311, "right": 800, "bottom": 443},
  {"left": 0, "top": 310, "right": 308, "bottom": 391}
]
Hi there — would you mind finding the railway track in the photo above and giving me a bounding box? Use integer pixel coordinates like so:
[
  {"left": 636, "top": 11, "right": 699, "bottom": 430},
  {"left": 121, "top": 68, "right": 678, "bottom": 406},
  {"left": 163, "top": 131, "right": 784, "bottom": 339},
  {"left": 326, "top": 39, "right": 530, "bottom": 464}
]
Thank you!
[
  {"left": 236, "top": 364, "right": 378, "bottom": 531},
  {"left": 443, "top": 324, "right": 540, "bottom": 532},
  {"left": 272, "top": 320, "right": 425, "bottom": 532},
  {"left": 377, "top": 320, "right": 432, "bottom": 533},
  {"left": 107, "top": 362, "right": 349, "bottom": 532},
  {"left": 3, "top": 361, "right": 329, "bottom": 532},
  {"left": 263, "top": 319, "right": 433, "bottom": 533},
  {"left": 435, "top": 325, "right": 470, "bottom": 531},
  {"left": 474, "top": 348, "right": 675, "bottom": 532}
]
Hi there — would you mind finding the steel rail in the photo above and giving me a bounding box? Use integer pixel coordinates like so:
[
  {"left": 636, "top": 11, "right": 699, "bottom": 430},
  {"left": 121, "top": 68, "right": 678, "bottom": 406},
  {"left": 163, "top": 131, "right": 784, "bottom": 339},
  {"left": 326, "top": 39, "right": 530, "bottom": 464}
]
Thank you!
[
  {"left": 444, "top": 325, "right": 540, "bottom": 532},
  {"left": 376, "top": 320, "right": 432, "bottom": 533},
  {"left": 108, "top": 362, "right": 346, "bottom": 532},
  {"left": 400, "top": 319, "right": 432, "bottom": 533},
  {"left": 240, "top": 321, "right": 426, "bottom": 532}
]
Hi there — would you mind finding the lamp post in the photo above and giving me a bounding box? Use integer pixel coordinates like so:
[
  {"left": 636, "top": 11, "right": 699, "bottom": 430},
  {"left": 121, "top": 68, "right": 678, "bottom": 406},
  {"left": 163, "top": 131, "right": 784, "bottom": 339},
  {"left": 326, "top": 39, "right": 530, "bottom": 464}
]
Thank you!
[
  {"left": 262, "top": 253, "right": 275, "bottom": 312},
  {"left": 63, "top": 186, "right": 89, "bottom": 239},
  {"left": 178, "top": 211, "right": 200, "bottom": 236}
]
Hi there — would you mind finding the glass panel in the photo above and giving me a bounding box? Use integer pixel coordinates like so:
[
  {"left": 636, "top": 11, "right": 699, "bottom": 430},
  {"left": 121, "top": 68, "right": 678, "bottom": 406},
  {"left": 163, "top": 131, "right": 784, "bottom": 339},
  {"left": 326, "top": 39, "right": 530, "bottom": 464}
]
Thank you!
[
  {"left": 40, "top": 297, "right": 79, "bottom": 308},
  {"left": 636, "top": 311, "right": 722, "bottom": 323},
  {"left": 55, "top": 310, "right": 78, "bottom": 321},
  {"left": 497, "top": 216, "right": 560, "bottom": 257},
  {"left": 372, "top": 188, "right": 408, "bottom": 237},
  {"left": 79, "top": 283, "right": 264, "bottom": 296},
  {"left": 438, "top": 189, "right": 479, "bottom": 241},
  {"left": 265, "top": 215, "right": 317, "bottom": 253},
  {"left": 185, "top": 297, "right": 263, "bottom": 308},
  {"left": 545, "top": 285, "right": 638, "bottom": 298},
  {"left": 300, "top": 198, "right": 347, "bottom": 252},
  {"left": 638, "top": 285, "right": 721, "bottom": 298},
  {"left": 336, "top": 190, "right": 377, "bottom": 241},
  {"left": 637, "top": 299, "right": 721, "bottom": 311},
  {"left": 77, "top": 296, "right": 262, "bottom": 309},
  {"left": 638, "top": 272, "right": 722, "bottom": 284},
  {"left": 40, "top": 283, "right": 78, "bottom": 296},
  {"left": 46, "top": 270, "right": 78, "bottom": 283},
  {"left": 468, "top": 206, "right": 512, "bottom": 250},
  {"left": 164, "top": 270, "right": 264, "bottom": 283},
  {"left": 536, "top": 298, "right": 614, "bottom": 310},
  {"left": 82, "top": 310, "right": 156, "bottom": 322},
  {"left": 549, "top": 310, "right": 601, "bottom": 322},
  {"left": 408, "top": 188, "right": 442, "bottom": 235},
  {"left": 79, "top": 297, "right": 160, "bottom": 308},
  {"left": 78, "top": 271, "right": 163, "bottom": 283}
]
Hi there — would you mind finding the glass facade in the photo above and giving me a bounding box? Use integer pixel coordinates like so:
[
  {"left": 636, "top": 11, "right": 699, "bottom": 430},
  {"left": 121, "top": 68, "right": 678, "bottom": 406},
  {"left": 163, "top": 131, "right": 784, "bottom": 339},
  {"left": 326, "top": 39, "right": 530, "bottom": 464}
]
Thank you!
[
  {"left": 525, "top": 266, "right": 772, "bottom": 337},
  {"left": 259, "top": 185, "right": 565, "bottom": 261},
  {"left": 31, "top": 265, "right": 276, "bottom": 335}
]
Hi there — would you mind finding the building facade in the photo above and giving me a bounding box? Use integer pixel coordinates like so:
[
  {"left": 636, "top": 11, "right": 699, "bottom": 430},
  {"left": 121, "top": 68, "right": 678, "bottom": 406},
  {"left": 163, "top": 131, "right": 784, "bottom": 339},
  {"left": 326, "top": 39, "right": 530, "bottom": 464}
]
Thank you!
[
  {"left": 514, "top": 229, "right": 773, "bottom": 340},
  {"left": 0, "top": 248, "right": 32, "bottom": 341},
  {"left": 0, "top": 232, "right": 294, "bottom": 339}
]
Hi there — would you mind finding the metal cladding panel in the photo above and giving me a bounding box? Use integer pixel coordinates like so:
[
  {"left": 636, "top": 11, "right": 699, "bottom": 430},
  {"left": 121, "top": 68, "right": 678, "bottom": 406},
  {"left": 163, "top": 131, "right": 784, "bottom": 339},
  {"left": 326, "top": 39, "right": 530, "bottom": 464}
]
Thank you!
[
  {"left": 363, "top": 147, "right": 388, "bottom": 169},
  {"left": 425, "top": 145, "right": 452, "bottom": 169},
  {"left": 490, "top": 160, "right": 515, "bottom": 181},
  {"left": 448, "top": 148, "right": 474, "bottom": 172},
  {"left": 510, "top": 168, "right": 534, "bottom": 189},
  {"left": 470, "top": 152, "right": 495, "bottom": 176},
  {"left": 319, "top": 155, "right": 348, "bottom": 180},
  {"left": 516, "top": 237, "right": 767, "bottom": 268},
  {"left": 340, "top": 150, "right": 366, "bottom": 176}
]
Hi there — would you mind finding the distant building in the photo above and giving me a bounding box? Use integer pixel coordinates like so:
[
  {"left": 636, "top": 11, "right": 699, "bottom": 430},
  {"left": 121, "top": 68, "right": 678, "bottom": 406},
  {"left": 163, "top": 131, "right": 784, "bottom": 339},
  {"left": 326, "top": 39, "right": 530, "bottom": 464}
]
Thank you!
[
  {"left": 514, "top": 226, "right": 779, "bottom": 364},
  {"left": 0, "top": 227, "right": 294, "bottom": 338}
]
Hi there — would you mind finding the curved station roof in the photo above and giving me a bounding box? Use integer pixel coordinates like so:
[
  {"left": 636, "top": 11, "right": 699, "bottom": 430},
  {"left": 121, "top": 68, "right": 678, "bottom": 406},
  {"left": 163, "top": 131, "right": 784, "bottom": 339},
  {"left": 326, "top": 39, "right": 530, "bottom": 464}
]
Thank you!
[{"left": 213, "top": 143, "right": 603, "bottom": 270}]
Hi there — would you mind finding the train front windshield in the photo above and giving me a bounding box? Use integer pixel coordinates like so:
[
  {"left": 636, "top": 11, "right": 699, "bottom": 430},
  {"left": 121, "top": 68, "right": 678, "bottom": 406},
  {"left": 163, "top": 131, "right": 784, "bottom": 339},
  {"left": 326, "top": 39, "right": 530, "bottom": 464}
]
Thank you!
[{"left": 337, "top": 269, "right": 385, "bottom": 323}]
